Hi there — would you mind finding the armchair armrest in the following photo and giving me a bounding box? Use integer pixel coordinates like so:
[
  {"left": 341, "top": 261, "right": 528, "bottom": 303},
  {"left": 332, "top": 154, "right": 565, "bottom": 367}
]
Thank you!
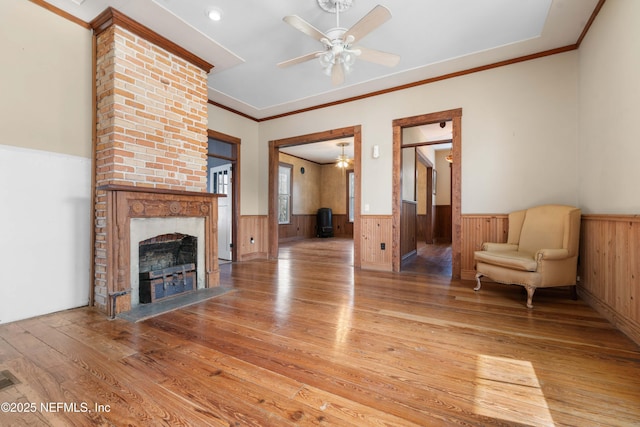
[
  {"left": 536, "top": 248, "right": 570, "bottom": 260},
  {"left": 482, "top": 243, "right": 519, "bottom": 252}
]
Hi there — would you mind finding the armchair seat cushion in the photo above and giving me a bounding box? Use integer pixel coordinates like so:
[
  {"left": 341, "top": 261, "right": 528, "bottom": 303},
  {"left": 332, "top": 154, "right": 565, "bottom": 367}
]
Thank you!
[{"left": 474, "top": 250, "right": 537, "bottom": 272}]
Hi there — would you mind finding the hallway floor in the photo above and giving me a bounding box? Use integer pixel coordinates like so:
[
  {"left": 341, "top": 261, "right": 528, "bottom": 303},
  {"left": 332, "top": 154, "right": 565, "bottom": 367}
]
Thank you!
[
  {"left": 401, "top": 241, "right": 452, "bottom": 277},
  {"left": 279, "top": 238, "right": 452, "bottom": 278}
]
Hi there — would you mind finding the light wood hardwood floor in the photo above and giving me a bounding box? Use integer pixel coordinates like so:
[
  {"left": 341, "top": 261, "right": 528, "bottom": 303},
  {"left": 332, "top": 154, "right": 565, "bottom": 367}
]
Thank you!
[{"left": 1, "top": 239, "right": 639, "bottom": 426}]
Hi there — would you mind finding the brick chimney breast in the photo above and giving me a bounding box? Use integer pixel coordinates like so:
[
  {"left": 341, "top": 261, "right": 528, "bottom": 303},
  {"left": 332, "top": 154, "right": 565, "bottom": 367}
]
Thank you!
[
  {"left": 91, "top": 9, "right": 212, "bottom": 313},
  {"left": 95, "top": 25, "right": 208, "bottom": 193}
]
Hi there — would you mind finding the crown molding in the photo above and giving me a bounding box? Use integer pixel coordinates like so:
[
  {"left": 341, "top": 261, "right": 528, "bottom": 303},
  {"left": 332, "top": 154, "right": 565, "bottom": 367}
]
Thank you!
[{"left": 89, "top": 7, "right": 214, "bottom": 73}]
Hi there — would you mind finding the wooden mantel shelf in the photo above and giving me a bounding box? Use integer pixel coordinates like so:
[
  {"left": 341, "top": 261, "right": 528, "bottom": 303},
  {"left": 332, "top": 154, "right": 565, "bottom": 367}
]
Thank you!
[{"left": 98, "top": 184, "right": 225, "bottom": 198}]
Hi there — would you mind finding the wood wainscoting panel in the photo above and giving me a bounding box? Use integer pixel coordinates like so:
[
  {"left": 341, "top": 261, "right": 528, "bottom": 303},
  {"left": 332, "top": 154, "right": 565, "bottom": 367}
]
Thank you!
[
  {"left": 417, "top": 214, "right": 428, "bottom": 243},
  {"left": 461, "top": 214, "right": 509, "bottom": 280},
  {"left": 435, "top": 205, "right": 452, "bottom": 243},
  {"left": 401, "top": 201, "right": 417, "bottom": 260},
  {"left": 279, "top": 214, "right": 354, "bottom": 241},
  {"left": 332, "top": 214, "right": 353, "bottom": 237},
  {"left": 360, "top": 215, "right": 393, "bottom": 271},
  {"left": 279, "top": 214, "right": 316, "bottom": 241},
  {"left": 579, "top": 215, "right": 640, "bottom": 345},
  {"left": 239, "top": 215, "right": 269, "bottom": 261}
]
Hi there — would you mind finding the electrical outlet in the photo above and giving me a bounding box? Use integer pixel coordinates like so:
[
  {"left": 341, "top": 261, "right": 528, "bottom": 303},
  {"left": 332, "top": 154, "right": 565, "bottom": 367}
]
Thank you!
[{"left": 381, "top": 243, "right": 385, "bottom": 250}]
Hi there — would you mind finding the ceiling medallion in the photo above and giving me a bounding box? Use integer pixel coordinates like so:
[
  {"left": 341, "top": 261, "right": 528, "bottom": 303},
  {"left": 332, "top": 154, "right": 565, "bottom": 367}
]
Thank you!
[{"left": 317, "top": 0, "right": 354, "bottom": 14}]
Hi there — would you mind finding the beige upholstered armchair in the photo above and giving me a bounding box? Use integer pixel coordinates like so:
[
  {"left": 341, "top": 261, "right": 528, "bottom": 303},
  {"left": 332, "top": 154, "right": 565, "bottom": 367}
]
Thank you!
[{"left": 474, "top": 204, "right": 581, "bottom": 308}]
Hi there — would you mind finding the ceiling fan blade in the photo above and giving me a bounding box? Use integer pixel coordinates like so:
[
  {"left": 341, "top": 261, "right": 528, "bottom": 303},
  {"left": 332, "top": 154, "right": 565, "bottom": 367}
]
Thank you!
[
  {"left": 277, "top": 51, "right": 324, "bottom": 68},
  {"left": 331, "top": 63, "right": 345, "bottom": 86},
  {"left": 353, "top": 46, "right": 400, "bottom": 67},
  {"left": 283, "top": 15, "right": 328, "bottom": 42},
  {"left": 343, "top": 5, "right": 392, "bottom": 44}
]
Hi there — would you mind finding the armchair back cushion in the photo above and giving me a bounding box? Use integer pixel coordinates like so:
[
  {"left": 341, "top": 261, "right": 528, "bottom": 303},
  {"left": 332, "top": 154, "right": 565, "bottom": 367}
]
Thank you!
[{"left": 518, "top": 205, "right": 569, "bottom": 255}]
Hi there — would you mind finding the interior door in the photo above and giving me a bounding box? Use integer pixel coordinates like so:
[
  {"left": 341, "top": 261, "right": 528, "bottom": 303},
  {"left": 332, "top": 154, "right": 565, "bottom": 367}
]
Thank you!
[{"left": 210, "top": 164, "right": 232, "bottom": 260}]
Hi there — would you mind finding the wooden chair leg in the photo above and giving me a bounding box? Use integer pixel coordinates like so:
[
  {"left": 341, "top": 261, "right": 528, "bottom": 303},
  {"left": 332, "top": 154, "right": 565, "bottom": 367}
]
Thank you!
[
  {"left": 525, "top": 285, "right": 536, "bottom": 309},
  {"left": 570, "top": 285, "right": 578, "bottom": 300},
  {"left": 474, "top": 273, "right": 483, "bottom": 291}
]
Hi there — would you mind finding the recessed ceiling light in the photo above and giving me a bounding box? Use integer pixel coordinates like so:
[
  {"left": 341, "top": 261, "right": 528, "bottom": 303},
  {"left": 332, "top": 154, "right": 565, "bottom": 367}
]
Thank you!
[{"left": 206, "top": 8, "right": 222, "bottom": 21}]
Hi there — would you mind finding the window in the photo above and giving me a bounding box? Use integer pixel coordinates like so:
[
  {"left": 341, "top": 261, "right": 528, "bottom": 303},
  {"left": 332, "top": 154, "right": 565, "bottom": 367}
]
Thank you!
[
  {"left": 278, "top": 163, "right": 292, "bottom": 224},
  {"left": 347, "top": 170, "right": 355, "bottom": 223}
]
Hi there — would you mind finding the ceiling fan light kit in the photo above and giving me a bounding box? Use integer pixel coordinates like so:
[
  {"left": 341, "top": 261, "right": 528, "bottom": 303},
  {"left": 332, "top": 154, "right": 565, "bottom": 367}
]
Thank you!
[{"left": 278, "top": 0, "right": 400, "bottom": 85}]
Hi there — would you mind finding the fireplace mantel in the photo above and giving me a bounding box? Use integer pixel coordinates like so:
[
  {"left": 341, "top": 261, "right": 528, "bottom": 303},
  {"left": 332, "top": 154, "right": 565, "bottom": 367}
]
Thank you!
[
  {"left": 98, "top": 184, "right": 224, "bottom": 198},
  {"left": 99, "top": 185, "right": 224, "bottom": 316}
]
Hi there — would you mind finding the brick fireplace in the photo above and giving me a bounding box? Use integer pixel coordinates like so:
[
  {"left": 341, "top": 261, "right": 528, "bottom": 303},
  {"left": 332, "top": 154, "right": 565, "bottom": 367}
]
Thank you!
[{"left": 90, "top": 9, "right": 219, "bottom": 316}]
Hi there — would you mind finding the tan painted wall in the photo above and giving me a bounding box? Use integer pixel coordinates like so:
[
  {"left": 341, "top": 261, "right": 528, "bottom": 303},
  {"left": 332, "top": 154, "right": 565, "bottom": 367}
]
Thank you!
[
  {"left": 0, "top": 0, "right": 92, "bottom": 158},
  {"left": 578, "top": 0, "right": 640, "bottom": 214},
  {"left": 277, "top": 153, "right": 349, "bottom": 215},
  {"left": 279, "top": 153, "right": 322, "bottom": 215},
  {"left": 434, "top": 150, "right": 452, "bottom": 206},
  {"left": 259, "top": 52, "right": 580, "bottom": 215},
  {"left": 320, "top": 164, "right": 348, "bottom": 215},
  {"left": 417, "top": 161, "right": 427, "bottom": 215}
]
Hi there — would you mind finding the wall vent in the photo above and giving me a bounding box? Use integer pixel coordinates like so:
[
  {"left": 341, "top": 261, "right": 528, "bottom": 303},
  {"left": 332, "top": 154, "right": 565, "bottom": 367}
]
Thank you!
[{"left": 0, "top": 370, "right": 20, "bottom": 390}]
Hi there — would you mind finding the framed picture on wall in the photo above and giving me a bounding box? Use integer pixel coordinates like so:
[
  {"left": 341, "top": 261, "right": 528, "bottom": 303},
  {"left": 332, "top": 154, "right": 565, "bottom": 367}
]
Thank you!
[{"left": 433, "top": 169, "right": 437, "bottom": 195}]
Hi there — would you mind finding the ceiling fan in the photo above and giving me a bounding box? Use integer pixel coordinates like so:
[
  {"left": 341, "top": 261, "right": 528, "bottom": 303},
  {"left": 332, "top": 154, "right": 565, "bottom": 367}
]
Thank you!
[{"left": 277, "top": 0, "right": 400, "bottom": 85}]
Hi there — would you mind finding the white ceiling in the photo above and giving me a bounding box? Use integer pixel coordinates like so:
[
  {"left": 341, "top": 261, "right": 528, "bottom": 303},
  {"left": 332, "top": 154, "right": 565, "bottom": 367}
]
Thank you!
[
  {"left": 42, "top": 0, "right": 599, "bottom": 120},
  {"left": 280, "top": 137, "right": 355, "bottom": 165}
]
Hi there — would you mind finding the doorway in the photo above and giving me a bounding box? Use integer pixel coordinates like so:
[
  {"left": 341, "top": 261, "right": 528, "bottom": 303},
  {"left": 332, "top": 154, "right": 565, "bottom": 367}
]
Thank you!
[
  {"left": 207, "top": 130, "right": 240, "bottom": 262},
  {"left": 209, "top": 164, "right": 232, "bottom": 260},
  {"left": 269, "top": 126, "right": 362, "bottom": 267},
  {"left": 402, "top": 143, "right": 453, "bottom": 276},
  {"left": 392, "top": 109, "right": 462, "bottom": 278}
]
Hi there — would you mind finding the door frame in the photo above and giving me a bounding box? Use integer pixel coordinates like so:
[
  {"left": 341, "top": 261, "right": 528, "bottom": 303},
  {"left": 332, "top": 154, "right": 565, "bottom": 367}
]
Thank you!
[
  {"left": 268, "top": 125, "right": 362, "bottom": 267},
  {"left": 392, "top": 109, "right": 462, "bottom": 278},
  {"left": 207, "top": 129, "right": 240, "bottom": 262}
]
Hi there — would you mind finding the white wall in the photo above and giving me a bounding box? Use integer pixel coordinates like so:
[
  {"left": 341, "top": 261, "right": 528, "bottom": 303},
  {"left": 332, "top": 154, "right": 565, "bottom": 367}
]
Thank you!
[
  {"left": 259, "top": 52, "right": 580, "bottom": 215},
  {"left": 402, "top": 147, "right": 416, "bottom": 201},
  {"left": 0, "top": 146, "right": 92, "bottom": 324},
  {"left": 0, "top": 0, "right": 93, "bottom": 324},
  {"left": 578, "top": 0, "right": 640, "bottom": 214}
]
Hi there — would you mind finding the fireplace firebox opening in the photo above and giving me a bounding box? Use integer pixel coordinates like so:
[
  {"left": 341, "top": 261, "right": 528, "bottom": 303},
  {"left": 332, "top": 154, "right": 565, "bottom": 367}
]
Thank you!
[{"left": 138, "top": 233, "right": 197, "bottom": 304}]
